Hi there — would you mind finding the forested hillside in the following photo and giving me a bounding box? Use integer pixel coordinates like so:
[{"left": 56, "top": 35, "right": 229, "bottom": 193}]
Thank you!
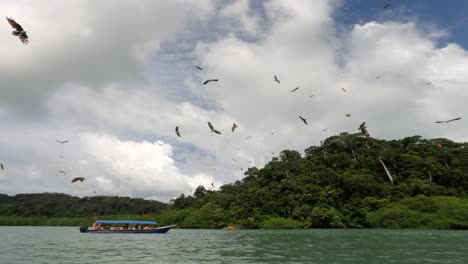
[
  {"left": 1, "top": 134, "right": 467, "bottom": 229},
  {"left": 165, "top": 133, "right": 468, "bottom": 229}
]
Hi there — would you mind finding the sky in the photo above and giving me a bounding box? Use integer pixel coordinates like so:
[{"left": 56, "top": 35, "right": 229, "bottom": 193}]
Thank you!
[{"left": 0, "top": 0, "right": 467, "bottom": 202}]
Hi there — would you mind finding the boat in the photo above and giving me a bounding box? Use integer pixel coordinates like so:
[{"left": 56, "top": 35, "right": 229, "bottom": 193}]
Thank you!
[{"left": 79, "top": 220, "right": 176, "bottom": 233}]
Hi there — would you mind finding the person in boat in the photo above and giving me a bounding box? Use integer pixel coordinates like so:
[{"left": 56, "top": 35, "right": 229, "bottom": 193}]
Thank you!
[
  {"left": 150, "top": 225, "right": 155, "bottom": 229},
  {"left": 113, "top": 226, "right": 120, "bottom": 231},
  {"left": 144, "top": 225, "right": 149, "bottom": 230},
  {"left": 104, "top": 225, "right": 111, "bottom": 230},
  {"left": 137, "top": 224, "right": 142, "bottom": 230},
  {"left": 123, "top": 224, "right": 129, "bottom": 230}
]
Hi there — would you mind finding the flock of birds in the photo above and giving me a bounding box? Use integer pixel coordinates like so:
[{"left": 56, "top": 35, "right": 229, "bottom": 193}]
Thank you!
[{"left": 1, "top": 3, "right": 463, "bottom": 195}]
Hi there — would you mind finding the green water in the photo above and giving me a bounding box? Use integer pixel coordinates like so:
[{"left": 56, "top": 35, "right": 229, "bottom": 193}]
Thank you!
[{"left": 0, "top": 227, "right": 467, "bottom": 263}]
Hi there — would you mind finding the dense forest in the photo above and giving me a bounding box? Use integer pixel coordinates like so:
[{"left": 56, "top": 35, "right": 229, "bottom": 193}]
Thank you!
[{"left": 1, "top": 134, "right": 468, "bottom": 229}]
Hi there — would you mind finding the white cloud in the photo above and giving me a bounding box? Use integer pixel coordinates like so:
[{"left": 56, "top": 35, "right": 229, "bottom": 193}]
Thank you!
[{"left": 1, "top": 0, "right": 467, "bottom": 201}]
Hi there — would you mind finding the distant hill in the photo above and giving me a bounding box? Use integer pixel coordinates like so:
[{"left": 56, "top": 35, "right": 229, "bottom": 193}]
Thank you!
[{"left": 0, "top": 192, "right": 168, "bottom": 217}]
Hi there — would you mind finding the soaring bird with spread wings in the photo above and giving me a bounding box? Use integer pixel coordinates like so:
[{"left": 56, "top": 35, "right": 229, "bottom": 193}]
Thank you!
[
  {"left": 56, "top": 140, "right": 69, "bottom": 144},
  {"left": 435, "top": 117, "right": 461, "bottom": 124},
  {"left": 299, "top": 116, "right": 308, "bottom": 125},
  {"left": 274, "top": 75, "right": 280, "bottom": 84},
  {"left": 6, "top": 17, "right": 29, "bottom": 45},
  {"left": 203, "top": 79, "right": 219, "bottom": 85},
  {"left": 290, "top": 87, "right": 300, "bottom": 92},
  {"left": 72, "top": 177, "right": 85, "bottom": 183},
  {"left": 359, "top": 122, "right": 370, "bottom": 137},
  {"left": 208, "top": 122, "right": 221, "bottom": 134},
  {"left": 232, "top": 123, "right": 238, "bottom": 132},
  {"left": 175, "top": 126, "right": 181, "bottom": 137}
]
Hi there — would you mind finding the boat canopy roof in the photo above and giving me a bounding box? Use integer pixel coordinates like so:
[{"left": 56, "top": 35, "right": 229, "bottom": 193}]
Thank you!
[{"left": 95, "top": 220, "right": 157, "bottom": 225}]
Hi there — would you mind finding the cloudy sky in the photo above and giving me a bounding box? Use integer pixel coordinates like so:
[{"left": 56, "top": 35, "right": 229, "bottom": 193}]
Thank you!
[{"left": 0, "top": 0, "right": 467, "bottom": 202}]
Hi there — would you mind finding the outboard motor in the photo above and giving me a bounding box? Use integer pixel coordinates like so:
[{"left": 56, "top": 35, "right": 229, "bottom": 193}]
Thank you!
[{"left": 79, "top": 226, "right": 88, "bottom": 233}]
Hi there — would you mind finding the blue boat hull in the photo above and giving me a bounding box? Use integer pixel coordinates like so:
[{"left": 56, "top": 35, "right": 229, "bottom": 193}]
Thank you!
[{"left": 80, "top": 225, "right": 176, "bottom": 234}]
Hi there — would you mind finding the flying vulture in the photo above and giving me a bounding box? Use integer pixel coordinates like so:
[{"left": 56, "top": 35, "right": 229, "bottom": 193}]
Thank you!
[
  {"left": 208, "top": 122, "right": 221, "bottom": 134},
  {"left": 341, "top": 88, "right": 347, "bottom": 92},
  {"left": 359, "top": 122, "right": 370, "bottom": 137},
  {"left": 274, "top": 75, "right": 280, "bottom": 84},
  {"left": 58, "top": 170, "right": 66, "bottom": 175},
  {"left": 0, "top": 163, "right": 4, "bottom": 170},
  {"left": 203, "top": 79, "right": 219, "bottom": 85},
  {"left": 426, "top": 82, "right": 431, "bottom": 85},
  {"left": 56, "top": 140, "right": 69, "bottom": 144},
  {"left": 245, "top": 136, "right": 252, "bottom": 139},
  {"left": 309, "top": 95, "right": 315, "bottom": 97},
  {"left": 175, "top": 126, "right": 181, "bottom": 137},
  {"left": 232, "top": 123, "right": 238, "bottom": 132},
  {"left": 72, "top": 177, "right": 85, "bottom": 183},
  {"left": 435, "top": 117, "right": 462, "bottom": 124},
  {"left": 383, "top": 3, "right": 391, "bottom": 8},
  {"left": 299, "top": 116, "right": 308, "bottom": 125},
  {"left": 5, "top": 17, "right": 28, "bottom": 44},
  {"left": 290, "top": 87, "right": 300, "bottom": 92},
  {"left": 346, "top": 113, "right": 351, "bottom": 117},
  {"left": 322, "top": 128, "right": 328, "bottom": 131},
  {"left": 195, "top": 66, "right": 203, "bottom": 70}
]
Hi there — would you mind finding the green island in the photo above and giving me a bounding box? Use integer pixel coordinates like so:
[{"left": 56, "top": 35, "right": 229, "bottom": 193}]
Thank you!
[{"left": 1, "top": 134, "right": 467, "bottom": 229}]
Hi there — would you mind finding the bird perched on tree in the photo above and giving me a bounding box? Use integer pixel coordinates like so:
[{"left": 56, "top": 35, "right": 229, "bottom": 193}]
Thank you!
[
  {"left": 299, "top": 116, "right": 308, "bottom": 125},
  {"left": 435, "top": 117, "right": 462, "bottom": 124},
  {"left": 175, "top": 126, "right": 181, "bottom": 137},
  {"left": 72, "top": 177, "right": 85, "bottom": 183},
  {"left": 5, "top": 17, "right": 29, "bottom": 44},
  {"left": 274, "top": 75, "right": 280, "bottom": 84},
  {"left": 203, "top": 79, "right": 219, "bottom": 85},
  {"left": 231, "top": 123, "right": 238, "bottom": 132},
  {"left": 359, "top": 122, "right": 370, "bottom": 137},
  {"left": 208, "top": 122, "right": 221, "bottom": 134}
]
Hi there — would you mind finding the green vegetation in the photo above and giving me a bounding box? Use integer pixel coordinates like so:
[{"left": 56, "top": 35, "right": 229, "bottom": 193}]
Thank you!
[{"left": 1, "top": 134, "right": 467, "bottom": 229}]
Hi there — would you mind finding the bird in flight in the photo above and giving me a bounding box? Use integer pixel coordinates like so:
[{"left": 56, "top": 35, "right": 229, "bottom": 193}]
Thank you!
[
  {"left": 322, "top": 128, "right": 328, "bottom": 131},
  {"left": 175, "top": 126, "right": 181, "bottom": 137},
  {"left": 435, "top": 117, "right": 462, "bottom": 124},
  {"left": 346, "top": 113, "right": 351, "bottom": 117},
  {"left": 232, "top": 123, "right": 238, "bottom": 132},
  {"left": 58, "top": 171, "right": 66, "bottom": 175},
  {"left": 0, "top": 163, "right": 4, "bottom": 170},
  {"left": 341, "top": 88, "right": 347, "bottom": 92},
  {"left": 93, "top": 190, "right": 96, "bottom": 194},
  {"left": 72, "top": 177, "right": 85, "bottom": 183},
  {"left": 157, "top": 142, "right": 164, "bottom": 146},
  {"left": 309, "top": 95, "right": 315, "bottom": 98},
  {"left": 245, "top": 136, "right": 252, "bottom": 139},
  {"left": 299, "top": 116, "right": 308, "bottom": 125},
  {"left": 195, "top": 66, "right": 203, "bottom": 70},
  {"left": 359, "top": 122, "right": 370, "bottom": 137},
  {"left": 5, "top": 17, "right": 29, "bottom": 45},
  {"left": 208, "top": 122, "right": 221, "bottom": 134},
  {"left": 56, "top": 140, "right": 69, "bottom": 144},
  {"left": 211, "top": 182, "right": 215, "bottom": 188},
  {"left": 274, "top": 75, "right": 280, "bottom": 84},
  {"left": 425, "top": 82, "right": 431, "bottom": 85},
  {"left": 383, "top": 3, "right": 391, "bottom": 9},
  {"left": 203, "top": 79, "right": 219, "bottom": 85},
  {"left": 290, "top": 87, "right": 300, "bottom": 92}
]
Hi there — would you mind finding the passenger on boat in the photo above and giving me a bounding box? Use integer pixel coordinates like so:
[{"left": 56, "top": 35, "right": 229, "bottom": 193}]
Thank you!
[
  {"left": 150, "top": 225, "right": 155, "bottom": 229},
  {"left": 104, "top": 225, "right": 111, "bottom": 230},
  {"left": 137, "top": 224, "right": 142, "bottom": 230},
  {"left": 123, "top": 224, "right": 129, "bottom": 230},
  {"left": 114, "top": 226, "right": 120, "bottom": 231},
  {"left": 144, "top": 226, "right": 149, "bottom": 230}
]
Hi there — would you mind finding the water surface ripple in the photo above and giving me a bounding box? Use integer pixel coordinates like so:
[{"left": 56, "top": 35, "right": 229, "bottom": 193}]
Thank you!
[{"left": 1, "top": 227, "right": 467, "bottom": 263}]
